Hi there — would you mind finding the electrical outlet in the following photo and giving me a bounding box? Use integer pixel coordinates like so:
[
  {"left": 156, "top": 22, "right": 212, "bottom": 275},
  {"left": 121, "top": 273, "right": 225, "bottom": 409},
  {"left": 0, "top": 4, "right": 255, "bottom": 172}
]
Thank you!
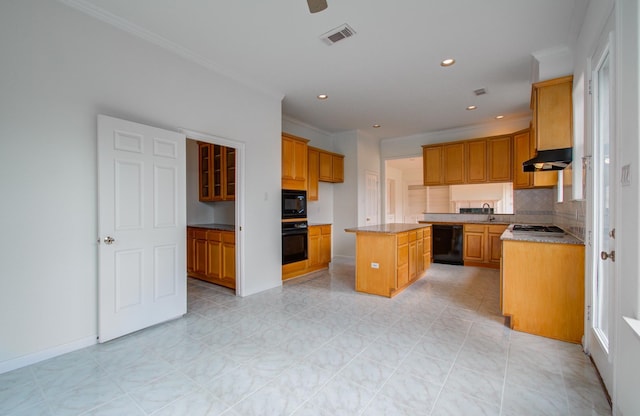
[{"left": 371, "top": 262, "right": 379, "bottom": 269}]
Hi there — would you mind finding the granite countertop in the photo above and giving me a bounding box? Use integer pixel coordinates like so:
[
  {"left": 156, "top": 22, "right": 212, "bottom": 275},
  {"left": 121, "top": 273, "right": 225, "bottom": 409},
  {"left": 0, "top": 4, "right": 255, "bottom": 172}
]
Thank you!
[
  {"left": 308, "top": 222, "right": 332, "bottom": 226},
  {"left": 501, "top": 225, "right": 584, "bottom": 245},
  {"left": 188, "top": 223, "right": 235, "bottom": 231},
  {"left": 419, "top": 220, "right": 511, "bottom": 225},
  {"left": 345, "top": 223, "right": 431, "bottom": 234}
]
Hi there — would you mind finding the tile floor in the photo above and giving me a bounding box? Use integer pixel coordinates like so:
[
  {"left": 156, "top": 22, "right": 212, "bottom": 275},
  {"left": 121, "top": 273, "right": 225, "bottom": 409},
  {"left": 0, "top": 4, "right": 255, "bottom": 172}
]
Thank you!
[{"left": 1, "top": 263, "right": 611, "bottom": 415}]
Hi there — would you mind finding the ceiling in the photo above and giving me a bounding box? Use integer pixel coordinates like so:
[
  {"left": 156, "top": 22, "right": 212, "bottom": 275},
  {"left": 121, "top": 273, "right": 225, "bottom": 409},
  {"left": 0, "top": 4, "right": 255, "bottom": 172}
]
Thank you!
[{"left": 70, "top": 0, "right": 587, "bottom": 140}]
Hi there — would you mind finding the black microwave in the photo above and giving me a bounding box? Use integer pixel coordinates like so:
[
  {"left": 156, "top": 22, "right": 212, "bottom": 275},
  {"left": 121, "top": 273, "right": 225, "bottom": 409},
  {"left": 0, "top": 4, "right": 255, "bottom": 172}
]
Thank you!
[{"left": 282, "top": 189, "right": 307, "bottom": 219}]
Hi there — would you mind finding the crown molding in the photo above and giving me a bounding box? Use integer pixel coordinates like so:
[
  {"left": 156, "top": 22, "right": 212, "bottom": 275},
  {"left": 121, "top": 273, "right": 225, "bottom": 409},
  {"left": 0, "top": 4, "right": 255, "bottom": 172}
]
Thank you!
[
  {"left": 282, "top": 114, "right": 332, "bottom": 137},
  {"left": 58, "top": 0, "right": 284, "bottom": 101}
]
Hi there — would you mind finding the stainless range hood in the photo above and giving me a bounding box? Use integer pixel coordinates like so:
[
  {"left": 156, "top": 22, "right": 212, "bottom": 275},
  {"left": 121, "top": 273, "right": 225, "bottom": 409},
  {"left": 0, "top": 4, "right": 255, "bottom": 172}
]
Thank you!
[{"left": 523, "top": 147, "right": 572, "bottom": 172}]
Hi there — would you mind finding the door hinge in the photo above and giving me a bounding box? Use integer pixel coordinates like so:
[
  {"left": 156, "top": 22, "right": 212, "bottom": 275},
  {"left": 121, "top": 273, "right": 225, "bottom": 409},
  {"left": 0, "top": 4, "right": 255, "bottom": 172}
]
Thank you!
[
  {"left": 588, "top": 79, "right": 592, "bottom": 95},
  {"left": 587, "top": 305, "right": 591, "bottom": 321}
]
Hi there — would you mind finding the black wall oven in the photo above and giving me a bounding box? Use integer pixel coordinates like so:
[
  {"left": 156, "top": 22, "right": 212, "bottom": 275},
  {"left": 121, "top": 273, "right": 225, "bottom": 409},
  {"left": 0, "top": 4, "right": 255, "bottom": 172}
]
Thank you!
[
  {"left": 282, "top": 189, "right": 307, "bottom": 219},
  {"left": 282, "top": 220, "right": 308, "bottom": 264}
]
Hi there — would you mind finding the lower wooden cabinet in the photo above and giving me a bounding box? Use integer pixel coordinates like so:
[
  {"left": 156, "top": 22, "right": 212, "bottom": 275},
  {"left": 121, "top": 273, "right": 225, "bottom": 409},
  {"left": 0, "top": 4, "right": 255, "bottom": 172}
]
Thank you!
[
  {"left": 463, "top": 224, "right": 508, "bottom": 268},
  {"left": 283, "top": 224, "right": 331, "bottom": 280},
  {"left": 187, "top": 226, "right": 235, "bottom": 289},
  {"left": 501, "top": 239, "right": 584, "bottom": 343}
]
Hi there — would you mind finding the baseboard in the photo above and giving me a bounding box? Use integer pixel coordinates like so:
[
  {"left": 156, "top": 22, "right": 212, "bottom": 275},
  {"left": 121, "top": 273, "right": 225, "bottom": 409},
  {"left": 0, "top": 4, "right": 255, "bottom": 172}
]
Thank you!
[
  {"left": 330, "top": 255, "right": 355, "bottom": 266},
  {"left": 0, "top": 335, "right": 97, "bottom": 375}
]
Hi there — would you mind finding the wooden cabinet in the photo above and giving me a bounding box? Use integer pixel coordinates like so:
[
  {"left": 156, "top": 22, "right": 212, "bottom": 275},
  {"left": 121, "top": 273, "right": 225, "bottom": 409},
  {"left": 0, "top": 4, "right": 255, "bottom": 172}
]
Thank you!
[
  {"left": 307, "top": 147, "right": 319, "bottom": 201},
  {"left": 423, "top": 136, "right": 513, "bottom": 186},
  {"left": 487, "top": 135, "right": 512, "bottom": 182},
  {"left": 307, "top": 225, "right": 331, "bottom": 271},
  {"left": 282, "top": 133, "right": 309, "bottom": 191},
  {"left": 513, "top": 129, "right": 557, "bottom": 189},
  {"left": 463, "top": 223, "right": 508, "bottom": 268},
  {"left": 308, "top": 146, "right": 345, "bottom": 201},
  {"left": 198, "top": 142, "right": 235, "bottom": 201},
  {"left": 187, "top": 227, "right": 235, "bottom": 289},
  {"left": 531, "top": 75, "right": 573, "bottom": 151},
  {"left": 318, "top": 150, "right": 344, "bottom": 183},
  {"left": 351, "top": 225, "right": 431, "bottom": 298},
  {"left": 423, "top": 145, "right": 443, "bottom": 185},
  {"left": 501, "top": 239, "right": 584, "bottom": 343},
  {"left": 283, "top": 224, "right": 332, "bottom": 280},
  {"left": 466, "top": 140, "right": 487, "bottom": 183},
  {"left": 443, "top": 142, "right": 465, "bottom": 184}
]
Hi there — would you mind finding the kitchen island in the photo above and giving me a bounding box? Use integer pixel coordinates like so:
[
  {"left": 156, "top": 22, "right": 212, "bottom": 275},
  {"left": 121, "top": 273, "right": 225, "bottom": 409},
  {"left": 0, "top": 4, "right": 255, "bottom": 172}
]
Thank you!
[{"left": 345, "top": 223, "right": 431, "bottom": 297}]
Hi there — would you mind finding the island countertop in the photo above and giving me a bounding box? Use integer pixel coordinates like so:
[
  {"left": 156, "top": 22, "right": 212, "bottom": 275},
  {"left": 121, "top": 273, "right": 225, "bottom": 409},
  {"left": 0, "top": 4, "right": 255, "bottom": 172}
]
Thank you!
[{"left": 345, "top": 223, "right": 431, "bottom": 234}]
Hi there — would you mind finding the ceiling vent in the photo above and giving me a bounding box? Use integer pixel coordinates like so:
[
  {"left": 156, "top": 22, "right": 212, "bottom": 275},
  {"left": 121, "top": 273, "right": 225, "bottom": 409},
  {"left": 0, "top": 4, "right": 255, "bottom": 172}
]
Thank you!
[
  {"left": 320, "top": 24, "right": 356, "bottom": 45},
  {"left": 474, "top": 88, "right": 488, "bottom": 96}
]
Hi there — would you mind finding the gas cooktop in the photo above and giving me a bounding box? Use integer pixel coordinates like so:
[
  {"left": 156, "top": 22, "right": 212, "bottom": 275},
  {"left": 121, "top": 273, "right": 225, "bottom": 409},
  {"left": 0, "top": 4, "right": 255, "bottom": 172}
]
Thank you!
[{"left": 512, "top": 224, "right": 565, "bottom": 235}]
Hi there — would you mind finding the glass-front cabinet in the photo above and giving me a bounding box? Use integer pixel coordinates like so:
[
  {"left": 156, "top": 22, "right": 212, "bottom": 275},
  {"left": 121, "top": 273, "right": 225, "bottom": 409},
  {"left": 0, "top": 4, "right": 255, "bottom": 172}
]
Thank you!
[{"left": 198, "top": 142, "right": 236, "bottom": 202}]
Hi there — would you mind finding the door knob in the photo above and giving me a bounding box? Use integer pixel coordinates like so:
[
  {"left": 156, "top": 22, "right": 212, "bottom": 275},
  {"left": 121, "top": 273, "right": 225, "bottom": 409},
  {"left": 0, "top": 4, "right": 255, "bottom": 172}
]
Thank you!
[
  {"left": 104, "top": 236, "right": 115, "bottom": 245},
  {"left": 600, "top": 250, "right": 615, "bottom": 261}
]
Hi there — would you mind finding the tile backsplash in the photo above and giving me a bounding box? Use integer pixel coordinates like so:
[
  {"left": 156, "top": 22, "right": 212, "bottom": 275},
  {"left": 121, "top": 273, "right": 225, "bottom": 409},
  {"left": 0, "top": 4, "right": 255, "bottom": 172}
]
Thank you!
[{"left": 553, "top": 184, "right": 586, "bottom": 240}]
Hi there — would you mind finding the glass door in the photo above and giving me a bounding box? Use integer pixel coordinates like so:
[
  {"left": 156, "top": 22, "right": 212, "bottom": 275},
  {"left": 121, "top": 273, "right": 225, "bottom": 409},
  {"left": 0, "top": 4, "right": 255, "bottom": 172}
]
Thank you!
[{"left": 589, "top": 37, "right": 615, "bottom": 393}]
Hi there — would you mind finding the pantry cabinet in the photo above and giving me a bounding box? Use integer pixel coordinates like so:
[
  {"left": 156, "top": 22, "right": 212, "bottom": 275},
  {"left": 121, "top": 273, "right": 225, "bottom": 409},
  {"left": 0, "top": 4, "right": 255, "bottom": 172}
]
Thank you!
[
  {"left": 531, "top": 75, "right": 573, "bottom": 151},
  {"left": 198, "top": 142, "right": 235, "bottom": 201},
  {"left": 282, "top": 133, "right": 309, "bottom": 191},
  {"left": 187, "top": 227, "right": 235, "bottom": 289}
]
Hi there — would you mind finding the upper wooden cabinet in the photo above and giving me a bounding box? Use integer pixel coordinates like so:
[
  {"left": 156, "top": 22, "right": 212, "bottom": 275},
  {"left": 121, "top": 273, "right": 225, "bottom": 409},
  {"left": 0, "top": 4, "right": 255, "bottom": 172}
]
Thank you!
[
  {"left": 423, "top": 145, "right": 443, "bottom": 185},
  {"left": 423, "top": 135, "right": 512, "bottom": 186},
  {"left": 466, "top": 140, "right": 487, "bottom": 183},
  {"left": 282, "top": 133, "right": 309, "bottom": 190},
  {"left": 513, "top": 128, "right": 557, "bottom": 189},
  {"left": 307, "top": 146, "right": 345, "bottom": 201},
  {"left": 198, "top": 142, "right": 235, "bottom": 202},
  {"left": 531, "top": 75, "right": 573, "bottom": 151},
  {"left": 307, "top": 147, "right": 320, "bottom": 201},
  {"left": 443, "top": 142, "right": 465, "bottom": 184},
  {"left": 487, "top": 135, "right": 512, "bottom": 182},
  {"left": 318, "top": 149, "right": 344, "bottom": 183}
]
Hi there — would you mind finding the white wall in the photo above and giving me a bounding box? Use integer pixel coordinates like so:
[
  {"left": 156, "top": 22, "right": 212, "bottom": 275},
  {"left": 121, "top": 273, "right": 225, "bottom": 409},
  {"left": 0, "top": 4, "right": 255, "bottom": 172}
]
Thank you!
[
  {"left": 332, "top": 131, "right": 358, "bottom": 259},
  {"left": 357, "top": 130, "right": 382, "bottom": 226},
  {"left": 380, "top": 116, "right": 531, "bottom": 160},
  {"left": 0, "top": 0, "right": 283, "bottom": 369}
]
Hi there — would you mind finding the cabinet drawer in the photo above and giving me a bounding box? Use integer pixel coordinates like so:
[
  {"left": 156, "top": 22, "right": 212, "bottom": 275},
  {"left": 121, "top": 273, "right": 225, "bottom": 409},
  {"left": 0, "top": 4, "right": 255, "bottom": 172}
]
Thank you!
[
  {"left": 408, "top": 231, "right": 417, "bottom": 242},
  {"left": 308, "top": 226, "right": 321, "bottom": 237},
  {"left": 416, "top": 229, "right": 423, "bottom": 239},
  {"left": 206, "top": 230, "right": 222, "bottom": 241},
  {"left": 222, "top": 231, "right": 235, "bottom": 244},
  {"left": 194, "top": 229, "right": 208, "bottom": 240},
  {"left": 320, "top": 225, "right": 332, "bottom": 235},
  {"left": 488, "top": 224, "right": 508, "bottom": 234},
  {"left": 397, "top": 232, "right": 408, "bottom": 246},
  {"left": 464, "top": 224, "right": 485, "bottom": 233}
]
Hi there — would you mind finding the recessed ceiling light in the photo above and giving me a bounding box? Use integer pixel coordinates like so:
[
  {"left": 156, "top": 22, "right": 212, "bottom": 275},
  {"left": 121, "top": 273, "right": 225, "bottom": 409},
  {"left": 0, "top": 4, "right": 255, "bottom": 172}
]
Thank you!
[
  {"left": 440, "top": 58, "right": 456, "bottom": 67},
  {"left": 495, "top": 115, "right": 505, "bottom": 119},
  {"left": 466, "top": 105, "right": 477, "bottom": 110},
  {"left": 317, "top": 94, "right": 328, "bottom": 100},
  {"left": 373, "top": 124, "right": 381, "bottom": 128}
]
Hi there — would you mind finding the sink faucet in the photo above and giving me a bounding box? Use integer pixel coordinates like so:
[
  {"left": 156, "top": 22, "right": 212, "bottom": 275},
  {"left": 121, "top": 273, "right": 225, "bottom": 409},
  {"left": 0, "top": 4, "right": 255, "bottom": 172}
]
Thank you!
[{"left": 482, "top": 203, "right": 494, "bottom": 222}]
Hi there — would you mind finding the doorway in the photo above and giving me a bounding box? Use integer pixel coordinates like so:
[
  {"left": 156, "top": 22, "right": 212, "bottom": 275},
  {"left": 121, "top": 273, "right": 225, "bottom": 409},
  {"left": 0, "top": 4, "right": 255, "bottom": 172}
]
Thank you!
[{"left": 182, "top": 129, "right": 246, "bottom": 296}]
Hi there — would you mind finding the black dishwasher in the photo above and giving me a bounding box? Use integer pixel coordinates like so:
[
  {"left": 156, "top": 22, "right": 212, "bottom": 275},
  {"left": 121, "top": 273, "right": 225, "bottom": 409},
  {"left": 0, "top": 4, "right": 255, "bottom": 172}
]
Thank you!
[{"left": 432, "top": 224, "right": 464, "bottom": 265}]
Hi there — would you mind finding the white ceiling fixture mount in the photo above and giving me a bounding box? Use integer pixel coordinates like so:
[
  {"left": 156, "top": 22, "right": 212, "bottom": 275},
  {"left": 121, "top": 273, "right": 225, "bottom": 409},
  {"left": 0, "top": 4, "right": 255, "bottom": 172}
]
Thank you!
[
  {"left": 307, "top": 0, "right": 328, "bottom": 14},
  {"left": 320, "top": 23, "right": 356, "bottom": 45}
]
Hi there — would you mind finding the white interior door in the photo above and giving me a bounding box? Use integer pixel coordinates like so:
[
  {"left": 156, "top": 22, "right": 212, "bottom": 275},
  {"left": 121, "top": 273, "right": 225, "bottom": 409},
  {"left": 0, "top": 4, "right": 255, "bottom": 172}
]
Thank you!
[
  {"left": 98, "top": 115, "right": 186, "bottom": 342},
  {"left": 589, "top": 34, "right": 615, "bottom": 392},
  {"left": 365, "top": 171, "right": 379, "bottom": 225}
]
